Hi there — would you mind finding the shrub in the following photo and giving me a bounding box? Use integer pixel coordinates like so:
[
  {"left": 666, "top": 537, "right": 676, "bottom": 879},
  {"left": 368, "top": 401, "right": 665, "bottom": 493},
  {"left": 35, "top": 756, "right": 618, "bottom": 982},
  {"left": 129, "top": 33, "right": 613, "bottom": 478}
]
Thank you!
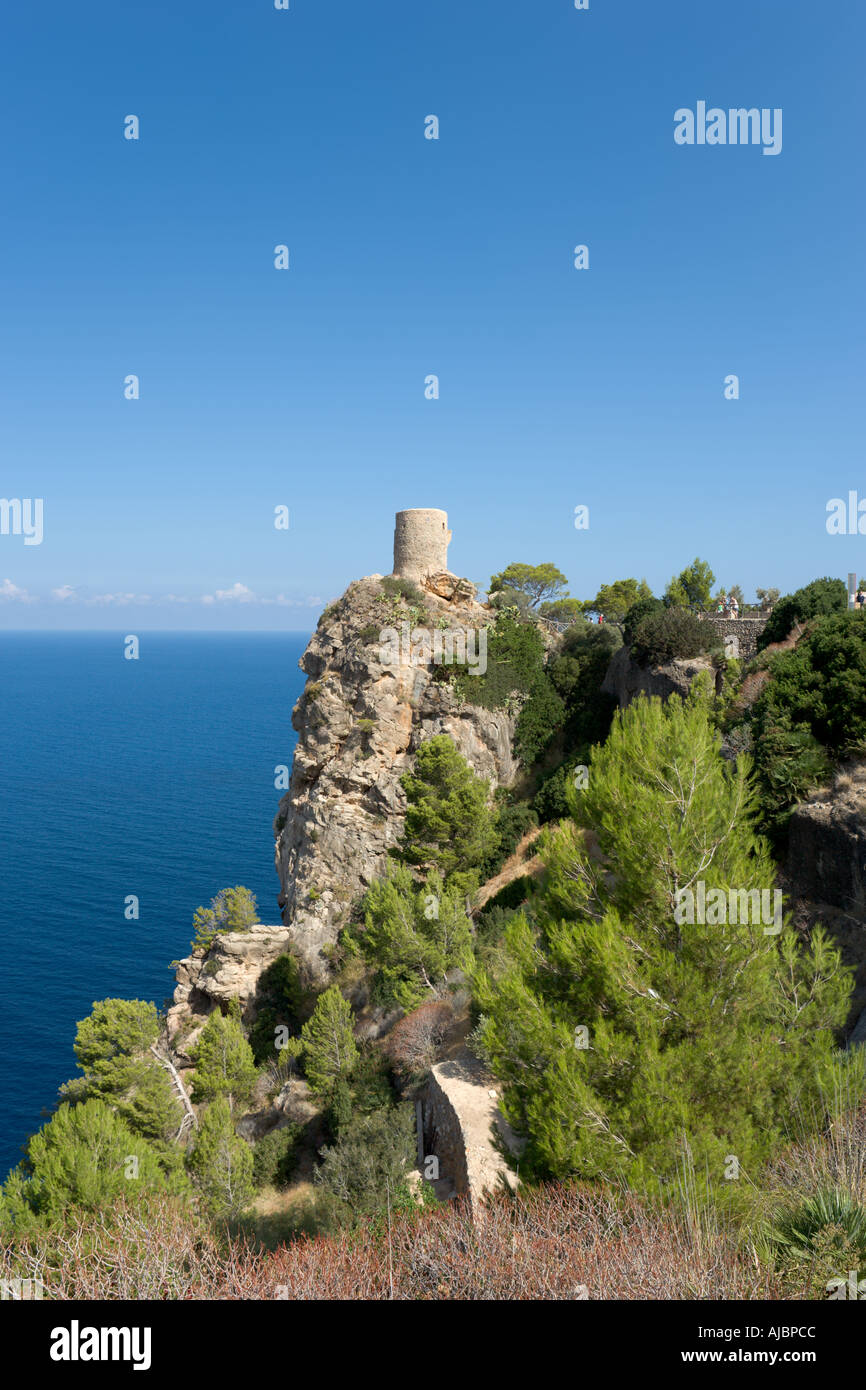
[
  {"left": 251, "top": 1125, "right": 301, "bottom": 1190},
  {"left": 357, "top": 864, "right": 473, "bottom": 1010},
  {"left": 631, "top": 606, "right": 707, "bottom": 665},
  {"left": 315, "top": 1104, "right": 416, "bottom": 1219},
  {"left": 759, "top": 577, "right": 847, "bottom": 650},
  {"left": 764, "top": 1190, "right": 866, "bottom": 1295},
  {"left": 190, "top": 886, "right": 259, "bottom": 954},
  {"left": 381, "top": 576, "right": 423, "bottom": 603},
  {"left": 622, "top": 595, "right": 665, "bottom": 647},
  {"left": 397, "top": 736, "right": 499, "bottom": 893},
  {"left": 387, "top": 1000, "right": 454, "bottom": 1081}
]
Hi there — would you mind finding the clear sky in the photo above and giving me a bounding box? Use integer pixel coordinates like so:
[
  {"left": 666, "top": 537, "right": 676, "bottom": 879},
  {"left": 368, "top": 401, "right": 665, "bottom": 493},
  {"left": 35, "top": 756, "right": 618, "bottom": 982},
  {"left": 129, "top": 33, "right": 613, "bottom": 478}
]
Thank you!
[{"left": 0, "top": 0, "right": 863, "bottom": 629}]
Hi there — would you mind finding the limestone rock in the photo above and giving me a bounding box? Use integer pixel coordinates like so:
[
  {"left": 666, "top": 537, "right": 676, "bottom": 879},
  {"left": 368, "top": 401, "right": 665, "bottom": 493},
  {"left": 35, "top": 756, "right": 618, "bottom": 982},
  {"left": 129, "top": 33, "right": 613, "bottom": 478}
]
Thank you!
[
  {"left": 423, "top": 572, "right": 477, "bottom": 603},
  {"left": 167, "top": 922, "right": 293, "bottom": 1053},
  {"left": 274, "top": 575, "right": 518, "bottom": 978},
  {"left": 601, "top": 644, "right": 718, "bottom": 709}
]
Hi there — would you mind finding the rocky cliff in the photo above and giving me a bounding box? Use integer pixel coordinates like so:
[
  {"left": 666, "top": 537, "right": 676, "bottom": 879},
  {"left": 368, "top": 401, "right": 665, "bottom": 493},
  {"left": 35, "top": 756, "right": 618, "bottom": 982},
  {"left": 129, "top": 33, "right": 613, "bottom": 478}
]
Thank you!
[
  {"left": 274, "top": 573, "right": 519, "bottom": 978},
  {"left": 601, "top": 644, "right": 719, "bottom": 709},
  {"left": 783, "top": 761, "right": 866, "bottom": 1037}
]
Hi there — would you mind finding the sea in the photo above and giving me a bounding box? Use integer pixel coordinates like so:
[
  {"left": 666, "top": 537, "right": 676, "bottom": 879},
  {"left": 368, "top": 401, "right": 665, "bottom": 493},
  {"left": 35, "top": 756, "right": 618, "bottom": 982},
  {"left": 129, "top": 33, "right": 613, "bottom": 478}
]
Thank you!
[{"left": 0, "top": 632, "right": 308, "bottom": 1182}]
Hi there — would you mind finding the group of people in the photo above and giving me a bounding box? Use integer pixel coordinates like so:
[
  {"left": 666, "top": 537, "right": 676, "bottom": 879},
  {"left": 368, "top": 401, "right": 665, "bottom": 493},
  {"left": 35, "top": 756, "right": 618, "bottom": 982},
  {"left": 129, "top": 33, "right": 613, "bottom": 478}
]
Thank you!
[{"left": 715, "top": 593, "right": 740, "bottom": 618}]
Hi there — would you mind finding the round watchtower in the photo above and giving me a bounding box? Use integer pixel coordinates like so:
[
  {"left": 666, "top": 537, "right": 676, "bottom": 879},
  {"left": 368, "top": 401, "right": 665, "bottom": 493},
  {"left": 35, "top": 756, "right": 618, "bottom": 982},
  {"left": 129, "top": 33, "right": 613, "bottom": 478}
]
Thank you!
[{"left": 392, "top": 509, "right": 451, "bottom": 580}]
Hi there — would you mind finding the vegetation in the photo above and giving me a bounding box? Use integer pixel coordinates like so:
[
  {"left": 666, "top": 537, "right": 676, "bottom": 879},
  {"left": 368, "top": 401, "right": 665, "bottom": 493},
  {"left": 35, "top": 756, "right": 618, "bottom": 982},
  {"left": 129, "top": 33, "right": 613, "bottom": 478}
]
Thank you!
[
  {"left": 190, "top": 1010, "right": 258, "bottom": 1112},
  {"left": 248, "top": 953, "right": 304, "bottom": 1065},
  {"left": 315, "top": 1104, "right": 417, "bottom": 1220},
  {"left": 299, "top": 987, "right": 359, "bottom": 1096},
  {"left": 758, "top": 577, "right": 847, "bottom": 649},
  {"left": 474, "top": 694, "right": 853, "bottom": 1191},
  {"left": 583, "top": 577, "right": 652, "bottom": 623},
  {"left": 190, "top": 885, "right": 260, "bottom": 953},
  {"left": 630, "top": 605, "right": 708, "bottom": 665},
  {"left": 188, "top": 1097, "right": 255, "bottom": 1216},
  {"left": 397, "top": 735, "right": 498, "bottom": 894},
  {"left": 354, "top": 864, "right": 473, "bottom": 1009},
  {"left": 664, "top": 557, "right": 716, "bottom": 612},
  {"left": 488, "top": 562, "right": 571, "bottom": 615}
]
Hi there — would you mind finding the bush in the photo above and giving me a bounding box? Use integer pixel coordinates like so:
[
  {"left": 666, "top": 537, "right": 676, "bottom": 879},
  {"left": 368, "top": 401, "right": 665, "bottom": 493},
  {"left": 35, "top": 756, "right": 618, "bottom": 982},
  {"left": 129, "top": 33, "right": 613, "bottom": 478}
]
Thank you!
[
  {"left": 190, "top": 886, "right": 259, "bottom": 954},
  {"left": 381, "top": 576, "right": 423, "bottom": 603},
  {"left": 759, "top": 577, "right": 847, "bottom": 650},
  {"left": 622, "top": 596, "right": 665, "bottom": 647},
  {"left": 387, "top": 1000, "right": 454, "bottom": 1081},
  {"left": 754, "top": 612, "right": 866, "bottom": 753},
  {"left": 251, "top": 1125, "right": 301, "bottom": 1190},
  {"left": 631, "top": 607, "right": 707, "bottom": 665},
  {"left": 398, "top": 736, "right": 499, "bottom": 893},
  {"left": 765, "top": 1190, "right": 866, "bottom": 1295},
  {"left": 248, "top": 953, "right": 303, "bottom": 1065},
  {"left": 453, "top": 613, "right": 546, "bottom": 712},
  {"left": 315, "top": 1104, "right": 416, "bottom": 1219}
]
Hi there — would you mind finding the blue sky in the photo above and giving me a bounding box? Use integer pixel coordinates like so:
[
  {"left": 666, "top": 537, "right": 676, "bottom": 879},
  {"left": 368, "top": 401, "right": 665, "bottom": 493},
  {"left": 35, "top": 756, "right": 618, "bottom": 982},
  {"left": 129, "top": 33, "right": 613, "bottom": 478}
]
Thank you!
[{"left": 0, "top": 0, "right": 863, "bottom": 629}]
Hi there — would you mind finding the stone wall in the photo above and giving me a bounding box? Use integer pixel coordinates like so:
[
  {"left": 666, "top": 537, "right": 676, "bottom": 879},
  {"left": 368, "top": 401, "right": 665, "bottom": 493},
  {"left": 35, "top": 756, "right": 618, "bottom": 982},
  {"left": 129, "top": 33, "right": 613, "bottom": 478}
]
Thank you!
[
  {"left": 422, "top": 1049, "right": 521, "bottom": 1211},
  {"left": 699, "top": 615, "right": 768, "bottom": 662}
]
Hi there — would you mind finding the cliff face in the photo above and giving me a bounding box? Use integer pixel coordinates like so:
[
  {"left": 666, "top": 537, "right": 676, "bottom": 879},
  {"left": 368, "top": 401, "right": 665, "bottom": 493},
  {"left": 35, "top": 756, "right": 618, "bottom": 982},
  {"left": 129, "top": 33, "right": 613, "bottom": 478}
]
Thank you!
[
  {"left": 783, "top": 762, "right": 866, "bottom": 1037},
  {"left": 601, "top": 644, "right": 719, "bottom": 709},
  {"left": 274, "top": 574, "right": 519, "bottom": 977},
  {"left": 167, "top": 923, "right": 293, "bottom": 1059}
]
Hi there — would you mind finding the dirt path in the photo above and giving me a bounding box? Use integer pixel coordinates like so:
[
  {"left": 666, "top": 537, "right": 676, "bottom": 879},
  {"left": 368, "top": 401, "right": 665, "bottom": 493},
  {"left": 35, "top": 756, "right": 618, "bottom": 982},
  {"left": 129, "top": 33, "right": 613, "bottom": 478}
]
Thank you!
[{"left": 473, "top": 827, "right": 544, "bottom": 915}]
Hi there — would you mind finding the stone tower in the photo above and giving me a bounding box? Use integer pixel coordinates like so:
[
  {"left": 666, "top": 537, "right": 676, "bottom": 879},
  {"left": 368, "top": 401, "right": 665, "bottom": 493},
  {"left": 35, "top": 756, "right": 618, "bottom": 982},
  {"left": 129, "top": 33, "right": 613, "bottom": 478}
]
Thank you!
[{"left": 392, "top": 508, "right": 451, "bottom": 580}]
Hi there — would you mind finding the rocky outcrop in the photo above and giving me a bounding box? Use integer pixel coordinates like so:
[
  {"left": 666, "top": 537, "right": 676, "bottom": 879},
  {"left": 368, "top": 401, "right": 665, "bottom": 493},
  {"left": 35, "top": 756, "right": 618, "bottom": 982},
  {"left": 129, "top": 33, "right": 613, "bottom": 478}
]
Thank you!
[
  {"left": 274, "top": 574, "right": 519, "bottom": 977},
  {"left": 783, "top": 762, "right": 866, "bottom": 1038},
  {"left": 167, "top": 922, "right": 293, "bottom": 1059},
  {"left": 602, "top": 644, "right": 718, "bottom": 710}
]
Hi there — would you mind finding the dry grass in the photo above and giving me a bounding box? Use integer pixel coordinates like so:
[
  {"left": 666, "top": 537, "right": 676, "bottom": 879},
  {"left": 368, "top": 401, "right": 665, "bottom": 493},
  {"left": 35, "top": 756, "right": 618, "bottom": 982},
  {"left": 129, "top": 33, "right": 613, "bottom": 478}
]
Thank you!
[{"left": 1, "top": 1183, "right": 784, "bottom": 1301}]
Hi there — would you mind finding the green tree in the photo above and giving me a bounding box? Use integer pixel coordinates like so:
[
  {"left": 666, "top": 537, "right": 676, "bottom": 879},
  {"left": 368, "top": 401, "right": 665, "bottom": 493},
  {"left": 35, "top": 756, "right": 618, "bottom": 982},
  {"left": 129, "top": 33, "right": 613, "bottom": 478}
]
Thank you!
[
  {"left": 190, "top": 885, "right": 259, "bottom": 953},
  {"left": 10, "top": 1099, "right": 169, "bottom": 1221},
  {"left": 358, "top": 864, "right": 473, "bottom": 1009},
  {"left": 191, "top": 1010, "right": 257, "bottom": 1112},
  {"left": 584, "top": 578, "right": 652, "bottom": 623},
  {"left": 315, "top": 1104, "right": 416, "bottom": 1219},
  {"left": 248, "top": 953, "right": 304, "bottom": 1065},
  {"left": 398, "top": 735, "right": 499, "bottom": 893},
  {"left": 537, "top": 597, "right": 583, "bottom": 626},
  {"left": 622, "top": 595, "right": 665, "bottom": 647},
  {"left": 759, "top": 578, "right": 847, "bottom": 649},
  {"left": 756, "top": 586, "right": 780, "bottom": 611},
  {"left": 475, "top": 694, "right": 852, "bottom": 1192},
  {"left": 70, "top": 999, "right": 181, "bottom": 1146},
  {"left": 664, "top": 558, "right": 716, "bottom": 612},
  {"left": 187, "top": 1097, "right": 255, "bottom": 1216},
  {"left": 488, "top": 562, "right": 570, "bottom": 613},
  {"left": 631, "top": 606, "right": 708, "bottom": 665},
  {"left": 299, "top": 986, "right": 359, "bottom": 1096}
]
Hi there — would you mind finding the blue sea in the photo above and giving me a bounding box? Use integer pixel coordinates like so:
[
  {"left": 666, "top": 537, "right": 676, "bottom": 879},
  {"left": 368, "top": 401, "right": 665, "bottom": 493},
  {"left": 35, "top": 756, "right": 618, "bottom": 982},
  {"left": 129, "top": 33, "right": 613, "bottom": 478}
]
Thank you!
[{"left": 0, "top": 632, "right": 308, "bottom": 1181}]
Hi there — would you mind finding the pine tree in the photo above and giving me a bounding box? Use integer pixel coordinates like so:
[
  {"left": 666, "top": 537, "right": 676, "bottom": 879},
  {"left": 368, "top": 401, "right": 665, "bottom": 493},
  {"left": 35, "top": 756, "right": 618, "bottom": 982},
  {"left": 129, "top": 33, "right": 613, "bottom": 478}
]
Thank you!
[
  {"left": 190, "top": 885, "right": 259, "bottom": 953},
  {"left": 359, "top": 864, "right": 473, "bottom": 1009},
  {"left": 191, "top": 1010, "right": 257, "bottom": 1112},
  {"left": 10, "top": 1099, "right": 170, "bottom": 1221},
  {"left": 398, "top": 735, "right": 498, "bottom": 893},
  {"left": 475, "top": 693, "right": 853, "bottom": 1193},
  {"left": 187, "top": 1097, "right": 254, "bottom": 1216},
  {"left": 299, "top": 986, "right": 359, "bottom": 1096},
  {"left": 71, "top": 999, "right": 182, "bottom": 1146}
]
